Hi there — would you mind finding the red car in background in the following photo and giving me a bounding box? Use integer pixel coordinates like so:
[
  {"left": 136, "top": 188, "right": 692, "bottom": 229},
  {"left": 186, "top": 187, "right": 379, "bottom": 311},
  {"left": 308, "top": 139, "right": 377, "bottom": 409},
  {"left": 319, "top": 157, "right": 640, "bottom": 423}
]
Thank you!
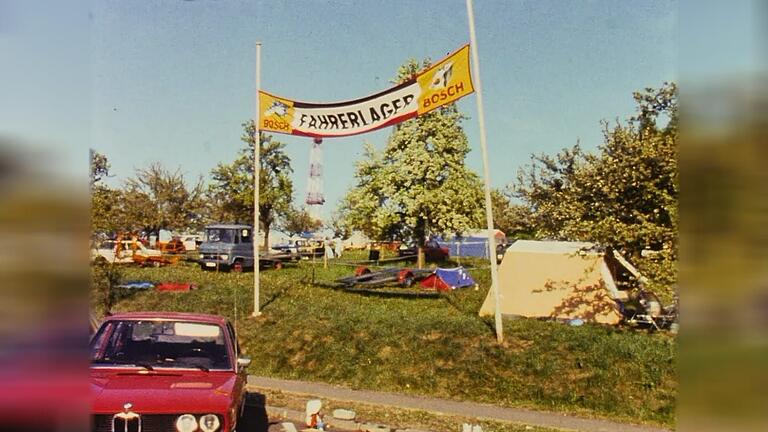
[
  {"left": 397, "top": 239, "right": 450, "bottom": 262},
  {"left": 90, "top": 312, "right": 251, "bottom": 432}
]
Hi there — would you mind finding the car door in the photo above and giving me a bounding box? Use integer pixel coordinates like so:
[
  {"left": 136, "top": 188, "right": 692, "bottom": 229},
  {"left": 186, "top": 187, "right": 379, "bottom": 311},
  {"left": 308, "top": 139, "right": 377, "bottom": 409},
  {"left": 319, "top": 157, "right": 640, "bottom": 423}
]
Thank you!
[{"left": 226, "top": 322, "right": 248, "bottom": 417}]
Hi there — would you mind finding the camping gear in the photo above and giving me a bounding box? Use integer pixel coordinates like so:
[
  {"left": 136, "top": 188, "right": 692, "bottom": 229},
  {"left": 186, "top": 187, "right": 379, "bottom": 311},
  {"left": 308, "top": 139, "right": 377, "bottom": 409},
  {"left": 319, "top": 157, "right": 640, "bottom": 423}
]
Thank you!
[
  {"left": 116, "top": 280, "right": 155, "bottom": 290},
  {"left": 305, "top": 399, "right": 324, "bottom": 430},
  {"left": 479, "top": 240, "right": 631, "bottom": 324},
  {"left": 420, "top": 267, "right": 476, "bottom": 291},
  {"left": 155, "top": 282, "right": 197, "bottom": 292},
  {"left": 616, "top": 288, "right": 678, "bottom": 330},
  {"left": 368, "top": 249, "right": 380, "bottom": 261}
]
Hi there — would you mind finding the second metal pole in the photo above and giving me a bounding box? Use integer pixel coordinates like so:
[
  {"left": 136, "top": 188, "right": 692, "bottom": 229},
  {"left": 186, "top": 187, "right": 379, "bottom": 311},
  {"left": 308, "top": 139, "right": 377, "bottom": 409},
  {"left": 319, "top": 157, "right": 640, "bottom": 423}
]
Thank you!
[
  {"left": 466, "top": 0, "right": 503, "bottom": 342},
  {"left": 252, "top": 41, "right": 262, "bottom": 317}
]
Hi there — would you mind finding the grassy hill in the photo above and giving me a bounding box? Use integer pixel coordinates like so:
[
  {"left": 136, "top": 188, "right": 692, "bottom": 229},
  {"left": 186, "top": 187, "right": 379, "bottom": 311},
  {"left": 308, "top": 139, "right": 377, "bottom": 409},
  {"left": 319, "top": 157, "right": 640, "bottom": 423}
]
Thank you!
[{"left": 93, "top": 254, "right": 676, "bottom": 428}]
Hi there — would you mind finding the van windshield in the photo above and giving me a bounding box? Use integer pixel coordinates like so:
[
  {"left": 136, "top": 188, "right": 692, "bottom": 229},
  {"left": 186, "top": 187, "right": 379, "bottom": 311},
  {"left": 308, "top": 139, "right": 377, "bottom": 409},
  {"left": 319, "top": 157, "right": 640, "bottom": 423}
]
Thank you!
[{"left": 205, "top": 229, "right": 234, "bottom": 243}]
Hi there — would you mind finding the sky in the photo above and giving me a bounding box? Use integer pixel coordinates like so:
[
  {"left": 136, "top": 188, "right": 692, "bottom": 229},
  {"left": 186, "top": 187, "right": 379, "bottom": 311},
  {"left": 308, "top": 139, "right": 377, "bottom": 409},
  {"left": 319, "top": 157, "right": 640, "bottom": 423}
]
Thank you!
[{"left": 2, "top": 0, "right": 677, "bottom": 221}]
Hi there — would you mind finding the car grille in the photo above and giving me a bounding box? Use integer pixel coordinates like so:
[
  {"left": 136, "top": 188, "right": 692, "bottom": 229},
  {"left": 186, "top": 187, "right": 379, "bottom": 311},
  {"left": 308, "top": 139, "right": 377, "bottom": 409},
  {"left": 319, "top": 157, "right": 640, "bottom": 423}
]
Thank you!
[{"left": 92, "top": 414, "right": 178, "bottom": 432}]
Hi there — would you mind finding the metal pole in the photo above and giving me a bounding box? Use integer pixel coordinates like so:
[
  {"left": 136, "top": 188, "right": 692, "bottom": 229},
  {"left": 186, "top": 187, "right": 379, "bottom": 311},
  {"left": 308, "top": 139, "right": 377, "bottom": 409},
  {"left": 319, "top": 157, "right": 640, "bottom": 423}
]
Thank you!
[
  {"left": 466, "top": 0, "right": 503, "bottom": 342},
  {"left": 252, "top": 42, "right": 262, "bottom": 317}
]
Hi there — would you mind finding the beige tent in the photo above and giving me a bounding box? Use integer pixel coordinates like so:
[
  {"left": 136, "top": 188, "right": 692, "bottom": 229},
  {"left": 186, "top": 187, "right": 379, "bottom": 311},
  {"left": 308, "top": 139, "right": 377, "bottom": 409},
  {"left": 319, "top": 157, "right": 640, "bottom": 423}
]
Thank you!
[{"left": 480, "top": 240, "right": 631, "bottom": 324}]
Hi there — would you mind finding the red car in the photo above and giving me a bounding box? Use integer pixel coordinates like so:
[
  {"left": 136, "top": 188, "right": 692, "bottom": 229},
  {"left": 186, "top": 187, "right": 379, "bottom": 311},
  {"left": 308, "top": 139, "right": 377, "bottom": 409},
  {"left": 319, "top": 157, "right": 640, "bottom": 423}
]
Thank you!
[
  {"left": 90, "top": 312, "right": 250, "bottom": 432},
  {"left": 397, "top": 240, "right": 450, "bottom": 262}
]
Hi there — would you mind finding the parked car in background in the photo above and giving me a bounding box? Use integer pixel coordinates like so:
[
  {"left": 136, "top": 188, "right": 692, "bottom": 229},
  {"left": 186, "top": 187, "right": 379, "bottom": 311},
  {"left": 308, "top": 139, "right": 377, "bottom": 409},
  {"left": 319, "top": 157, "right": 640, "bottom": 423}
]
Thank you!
[
  {"left": 157, "top": 238, "right": 186, "bottom": 254},
  {"left": 271, "top": 239, "right": 324, "bottom": 258},
  {"left": 198, "top": 224, "right": 255, "bottom": 271},
  {"left": 397, "top": 239, "right": 450, "bottom": 262},
  {"left": 90, "top": 312, "right": 250, "bottom": 432},
  {"left": 90, "top": 238, "right": 162, "bottom": 264},
  {"left": 181, "top": 234, "right": 203, "bottom": 251}
]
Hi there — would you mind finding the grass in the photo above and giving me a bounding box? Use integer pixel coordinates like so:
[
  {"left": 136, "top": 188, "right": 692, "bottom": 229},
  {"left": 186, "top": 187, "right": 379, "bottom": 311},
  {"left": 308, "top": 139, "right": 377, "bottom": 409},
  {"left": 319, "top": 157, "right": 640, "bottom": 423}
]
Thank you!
[{"left": 96, "top": 252, "right": 676, "bottom": 428}]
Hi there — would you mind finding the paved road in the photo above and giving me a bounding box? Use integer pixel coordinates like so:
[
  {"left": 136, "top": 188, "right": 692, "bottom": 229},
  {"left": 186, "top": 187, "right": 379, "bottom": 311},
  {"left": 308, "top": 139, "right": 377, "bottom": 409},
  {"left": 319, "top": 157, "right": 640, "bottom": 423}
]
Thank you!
[{"left": 248, "top": 376, "right": 672, "bottom": 432}]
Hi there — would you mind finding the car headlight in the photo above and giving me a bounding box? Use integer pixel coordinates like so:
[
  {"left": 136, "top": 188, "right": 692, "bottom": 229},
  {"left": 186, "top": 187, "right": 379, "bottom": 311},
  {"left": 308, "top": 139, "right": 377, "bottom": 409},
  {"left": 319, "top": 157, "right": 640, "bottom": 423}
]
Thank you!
[
  {"left": 199, "top": 254, "right": 204, "bottom": 259},
  {"left": 199, "top": 414, "right": 220, "bottom": 432},
  {"left": 175, "top": 414, "right": 198, "bottom": 432},
  {"left": 220, "top": 254, "right": 229, "bottom": 260}
]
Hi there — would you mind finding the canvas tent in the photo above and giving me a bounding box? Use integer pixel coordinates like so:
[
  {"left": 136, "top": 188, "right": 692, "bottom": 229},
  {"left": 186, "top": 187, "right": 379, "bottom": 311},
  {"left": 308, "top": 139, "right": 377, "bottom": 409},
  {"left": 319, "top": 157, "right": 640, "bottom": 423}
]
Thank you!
[
  {"left": 479, "top": 240, "right": 631, "bottom": 324},
  {"left": 421, "top": 267, "right": 476, "bottom": 292}
]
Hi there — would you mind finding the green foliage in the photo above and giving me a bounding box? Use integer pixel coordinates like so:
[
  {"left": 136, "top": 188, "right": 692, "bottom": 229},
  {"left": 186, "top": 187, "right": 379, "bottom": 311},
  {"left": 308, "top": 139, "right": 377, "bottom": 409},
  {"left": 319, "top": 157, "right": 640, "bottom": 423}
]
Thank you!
[
  {"left": 90, "top": 149, "right": 110, "bottom": 186},
  {"left": 281, "top": 206, "right": 322, "bottom": 236},
  {"left": 90, "top": 260, "right": 124, "bottom": 316},
  {"left": 326, "top": 211, "right": 352, "bottom": 239},
  {"left": 107, "top": 262, "right": 677, "bottom": 427},
  {"left": 121, "top": 163, "right": 206, "bottom": 233},
  {"left": 90, "top": 150, "right": 119, "bottom": 234},
  {"left": 513, "top": 83, "right": 678, "bottom": 297},
  {"left": 90, "top": 152, "right": 206, "bottom": 235},
  {"left": 340, "top": 58, "right": 484, "bottom": 246},
  {"left": 208, "top": 123, "right": 293, "bottom": 247},
  {"left": 491, "top": 189, "right": 535, "bottom": 239}
]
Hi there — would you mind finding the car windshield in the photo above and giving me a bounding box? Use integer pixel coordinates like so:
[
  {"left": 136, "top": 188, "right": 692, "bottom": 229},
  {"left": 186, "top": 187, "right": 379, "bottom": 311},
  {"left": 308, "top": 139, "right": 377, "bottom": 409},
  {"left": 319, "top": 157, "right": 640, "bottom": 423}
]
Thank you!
[
  {"left": 205, "top": 228, "right": 234, "bottom": 243},
  {"left": 90, "top": 320, "right": 232, "bottom": 371}
]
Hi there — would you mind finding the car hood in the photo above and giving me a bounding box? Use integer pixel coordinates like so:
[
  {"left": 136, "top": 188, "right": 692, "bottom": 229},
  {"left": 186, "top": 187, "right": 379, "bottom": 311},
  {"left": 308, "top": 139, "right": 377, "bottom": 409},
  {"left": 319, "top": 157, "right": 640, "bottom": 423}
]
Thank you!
[{"left": 91, "top": 369, "right": 237, "bottom": 414}]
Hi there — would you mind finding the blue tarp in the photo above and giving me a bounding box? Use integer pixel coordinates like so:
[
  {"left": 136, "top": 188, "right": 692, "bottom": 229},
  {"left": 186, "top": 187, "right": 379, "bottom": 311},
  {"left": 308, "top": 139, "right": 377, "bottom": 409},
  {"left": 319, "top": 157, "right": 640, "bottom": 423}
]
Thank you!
[
  {"left": 434, "top": 267, "right": 476, "bottom": 289},
  {"left": 116, "top": 280, "right": 156, "bottom": 290},
  {"left": 436, "top": 237, "right": 490, "bottom": 258}
]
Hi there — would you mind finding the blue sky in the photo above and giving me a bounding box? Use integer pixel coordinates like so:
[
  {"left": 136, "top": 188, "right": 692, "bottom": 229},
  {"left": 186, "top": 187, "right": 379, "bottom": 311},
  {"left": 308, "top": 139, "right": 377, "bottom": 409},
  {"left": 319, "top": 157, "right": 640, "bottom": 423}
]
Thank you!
[{"left": 2, "top": 0, "right": 677, "bottom": 220}]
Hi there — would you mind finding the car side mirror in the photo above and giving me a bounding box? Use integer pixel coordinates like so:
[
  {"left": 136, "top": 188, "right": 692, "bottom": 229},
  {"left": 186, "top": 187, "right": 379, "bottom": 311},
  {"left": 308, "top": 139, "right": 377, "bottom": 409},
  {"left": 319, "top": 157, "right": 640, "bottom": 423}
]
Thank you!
[{"left": 237, "top": 357, "right": 251, "bottom": 370}]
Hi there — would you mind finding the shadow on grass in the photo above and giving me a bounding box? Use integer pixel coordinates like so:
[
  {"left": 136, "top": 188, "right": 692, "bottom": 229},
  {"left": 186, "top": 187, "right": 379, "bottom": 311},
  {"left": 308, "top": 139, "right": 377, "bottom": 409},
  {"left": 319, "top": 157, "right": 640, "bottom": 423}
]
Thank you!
[
  {"left": 311, "top": 280, "right": 442, "bottom": 298},
  {"left": 238, "top": 392, "right": 273, "bottom": 432},
  {"left": 260, "top": 286, "right": 291, "bottom": 310}
]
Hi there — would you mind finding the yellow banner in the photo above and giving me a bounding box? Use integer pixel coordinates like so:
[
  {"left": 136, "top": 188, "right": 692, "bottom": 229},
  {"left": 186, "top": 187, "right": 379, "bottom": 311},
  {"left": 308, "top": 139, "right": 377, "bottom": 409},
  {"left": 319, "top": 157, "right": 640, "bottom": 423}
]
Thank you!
[
  {"left": 416, "top": 44, "right": 474, "bottom": 115},
  {"left": 259, "top": 93, "right": 295, "bottom": 135},
  {"left": 258, "top": 44, "right": 474, "bottom": 138}
]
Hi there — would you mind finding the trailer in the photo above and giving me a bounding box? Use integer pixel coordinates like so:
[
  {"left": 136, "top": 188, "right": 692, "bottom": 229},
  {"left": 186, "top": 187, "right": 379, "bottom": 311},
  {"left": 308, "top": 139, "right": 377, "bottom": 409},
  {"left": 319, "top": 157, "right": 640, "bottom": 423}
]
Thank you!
[
  {"left": 335, "top": 266, "right": 433, "bottom": 288},
  {"left": 258, "top": 251, "right": 301, "bottom": 269}
]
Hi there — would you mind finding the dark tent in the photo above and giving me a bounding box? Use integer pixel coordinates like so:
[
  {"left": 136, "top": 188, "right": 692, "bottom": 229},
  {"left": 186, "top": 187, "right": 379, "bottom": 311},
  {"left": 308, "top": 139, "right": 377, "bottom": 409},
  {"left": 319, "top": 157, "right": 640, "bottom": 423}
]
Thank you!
[{"left": 420, "top": 267, "right": 476, "bottom": 292}]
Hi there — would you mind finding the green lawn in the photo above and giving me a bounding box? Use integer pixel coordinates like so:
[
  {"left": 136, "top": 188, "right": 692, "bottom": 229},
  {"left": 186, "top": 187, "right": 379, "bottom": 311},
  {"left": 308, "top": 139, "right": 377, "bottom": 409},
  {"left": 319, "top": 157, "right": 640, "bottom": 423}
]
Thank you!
[{"left": 94, "top": 254, "right": 676, "bottom": 428}]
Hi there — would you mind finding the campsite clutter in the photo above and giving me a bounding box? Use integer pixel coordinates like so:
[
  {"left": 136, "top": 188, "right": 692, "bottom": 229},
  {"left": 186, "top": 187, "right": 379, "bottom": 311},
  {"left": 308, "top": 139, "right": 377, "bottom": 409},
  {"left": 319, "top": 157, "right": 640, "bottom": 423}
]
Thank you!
[
  {"left": 335, "top": 265, "right": 477, "bottom": 293},
  {"left": 480, "top": 240, "right": 678, "bottom": 329},
  {"left": 91, "top": 233, "right": 183, "bottom": 267},
  {"left": 305, "top": 399, "right": 326, "bottom": 430},
  {"left": 114, "top": 280, "right": 198, "bottom": 292}
]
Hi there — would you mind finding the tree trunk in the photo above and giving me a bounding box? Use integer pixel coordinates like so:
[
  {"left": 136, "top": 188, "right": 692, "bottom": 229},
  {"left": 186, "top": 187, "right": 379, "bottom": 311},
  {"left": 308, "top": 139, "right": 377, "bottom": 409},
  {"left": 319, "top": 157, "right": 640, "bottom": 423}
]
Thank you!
[
  {"left": 415, "top": 218, "right": 426, "bottom": 270},
  {"left": 417, "top": 246, "right": 425, "bottom": 269},
  {"left": 262, "top": 222, "right": 270, "bottom": 251}
]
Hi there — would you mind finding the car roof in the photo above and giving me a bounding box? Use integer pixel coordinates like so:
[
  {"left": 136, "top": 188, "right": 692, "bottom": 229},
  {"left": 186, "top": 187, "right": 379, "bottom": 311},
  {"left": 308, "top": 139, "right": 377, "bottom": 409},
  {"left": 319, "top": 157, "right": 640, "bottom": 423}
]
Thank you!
[
  {"left": 205, "top": 224, "right": 251, "bottom": 229},
  {"left": 104, "top": 311, "right": 229, "bottom": 325}
]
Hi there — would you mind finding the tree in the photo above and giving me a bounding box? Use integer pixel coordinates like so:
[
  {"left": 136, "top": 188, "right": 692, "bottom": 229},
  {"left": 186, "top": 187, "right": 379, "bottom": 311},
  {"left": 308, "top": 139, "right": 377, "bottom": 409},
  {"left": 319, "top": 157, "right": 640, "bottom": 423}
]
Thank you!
[
  {"left": 490, "top": 188, "right": 535, "bottom": 239},
  {"left": 281, "top": 206, "right": 323, "bottom": 237},
  {"left": 120, "top": 163, "right": 206, "bottom": 234},
  {"left": 209, "top": 123, "right": 293, "bottom": 248},
  {"left": 513, "top": 83, "right": 678, "bottom": 297},
  {"left": 327, "top": 211, "right": 352, "bottom": 239},
  {"left": 90, "top": 150, "right": 122, "bottom": 235},
  {"left": 340, "top": 59, "right": 484, "bottom": 267},
  {"left": 90, "top": 150, "right": 110, "bottom": 185}
]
